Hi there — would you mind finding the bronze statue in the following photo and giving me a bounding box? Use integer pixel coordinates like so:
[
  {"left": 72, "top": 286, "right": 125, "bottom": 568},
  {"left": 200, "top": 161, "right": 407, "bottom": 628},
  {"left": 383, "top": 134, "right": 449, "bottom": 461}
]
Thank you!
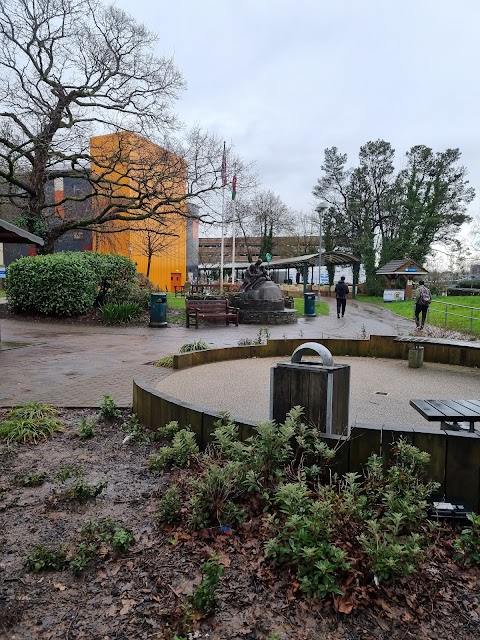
[{"left": 243, "top": 259, "right": 271, "bottom": 291}]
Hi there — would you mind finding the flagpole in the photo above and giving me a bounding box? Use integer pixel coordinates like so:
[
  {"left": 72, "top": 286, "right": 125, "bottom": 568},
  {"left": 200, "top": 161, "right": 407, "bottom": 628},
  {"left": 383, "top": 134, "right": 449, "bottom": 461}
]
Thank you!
[
  {"left": 231, "top": 201, "right": 236, "bottom": 286},
  {"left": 219, "top": 141, "right": 227, "bottom": 294},
  {"left": 220, "top": 189, "right": 225, "bottom": 293}
]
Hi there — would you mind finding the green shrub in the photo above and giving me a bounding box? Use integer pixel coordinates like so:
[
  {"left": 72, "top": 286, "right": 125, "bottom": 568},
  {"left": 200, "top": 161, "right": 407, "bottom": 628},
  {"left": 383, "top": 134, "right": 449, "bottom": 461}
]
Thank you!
[
  {"left": 122, "top": 414, "right": 151, "bottom": 444},
  {"left": 99, "top": 394, "right": 120, "bottom": 420},
  {"left": 454, "top": 512, "right": 480, "bottom": 565},
  {"left": 148, "top": 429, "right": 199, "bottom": 471},
  {"left": 155, "top": 485, "right": 182, "bottom": 523},
  {"left": 189, "top": 556, "right": 224, "bottom": 615},
  {"left": 5, "top": 253, "right": 97, "bottom": 315},
  {"left": 70, "top": 518, "right": 134, "bottom": 574},
  {"left": 153, "top": 355, "right": 174, "bottom": 368},
  {"left": 0, "top": 402, "right": 64, "bottom": 443},
  {"left": 80, "top": 252, "right": 136, "bottom": 306},
  {"left": 5, "top": 252, "right": 138, "bottom": 316},
  {"left": 14, "top": 472, "right": 47, "bottom": 486},
  {"left": 456, "top": 278, "right": 480, "bottom": 289},
  {"left": 24, "top": 544, "right": 67, "bottom": 572},
  {"left": 179, "top": 340, "right": 210, "bottom": 353},
  {"left": 105, "top": 280, "right": 151, "bottom": 309},
  {"left": 100, "top": 302, "right": 144, "bottom": 324}
]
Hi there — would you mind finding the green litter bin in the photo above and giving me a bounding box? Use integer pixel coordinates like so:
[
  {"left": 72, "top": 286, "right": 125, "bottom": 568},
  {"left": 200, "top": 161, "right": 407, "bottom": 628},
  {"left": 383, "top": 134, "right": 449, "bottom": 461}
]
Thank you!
[
  {"left": 304, "top": 292, "right": 316, "bottom": 317},
  {"left": 149, "top": 293, "right": 167, "bottom": 328}
]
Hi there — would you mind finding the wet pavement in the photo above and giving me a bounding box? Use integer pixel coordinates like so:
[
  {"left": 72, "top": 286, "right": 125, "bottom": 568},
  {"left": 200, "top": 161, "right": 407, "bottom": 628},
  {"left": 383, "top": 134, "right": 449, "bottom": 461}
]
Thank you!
[{"left": 0, "top": 297, "right": 424, "bottom": 410}]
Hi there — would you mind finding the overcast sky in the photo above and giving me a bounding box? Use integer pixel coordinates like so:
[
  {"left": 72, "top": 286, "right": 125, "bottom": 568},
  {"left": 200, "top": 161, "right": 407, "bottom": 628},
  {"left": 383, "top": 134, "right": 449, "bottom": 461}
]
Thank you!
[{"left": 116, "top": 0, "right": 479, "bottom": 242}]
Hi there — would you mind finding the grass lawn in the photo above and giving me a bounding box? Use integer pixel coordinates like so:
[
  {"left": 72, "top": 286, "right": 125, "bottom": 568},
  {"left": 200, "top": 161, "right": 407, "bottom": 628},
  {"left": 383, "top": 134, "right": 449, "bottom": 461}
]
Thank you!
[
  {"left": 359, "top": 295, "right": 480, "bottom": 337},
  {"left": 293, "top": 296, "right": 329, "bottom": 317},
  {"left": 0, "top": 288, "right": 5, "bottom": 298}
]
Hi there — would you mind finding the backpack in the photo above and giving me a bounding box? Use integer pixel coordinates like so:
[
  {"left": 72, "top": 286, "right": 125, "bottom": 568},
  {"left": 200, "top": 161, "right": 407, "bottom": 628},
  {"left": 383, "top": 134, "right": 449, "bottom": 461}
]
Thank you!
[{"left": 419, "top": 287, "right": 431, "bottom": 305}]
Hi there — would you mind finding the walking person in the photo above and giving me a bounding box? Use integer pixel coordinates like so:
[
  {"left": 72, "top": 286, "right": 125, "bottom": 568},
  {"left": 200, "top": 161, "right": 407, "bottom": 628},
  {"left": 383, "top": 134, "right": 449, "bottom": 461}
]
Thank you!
[
  {"left": 414, "top": 280, "right": 431, "bottom": 329},
  {"left": 335, "top": 276, "right": 349, "bottom": 318}
]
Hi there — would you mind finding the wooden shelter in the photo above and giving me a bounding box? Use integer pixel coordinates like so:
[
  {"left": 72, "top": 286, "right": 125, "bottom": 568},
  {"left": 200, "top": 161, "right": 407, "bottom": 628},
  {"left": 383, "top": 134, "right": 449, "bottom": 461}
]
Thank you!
[{"left": 376, "top": 259, "right": 428, "bottom": 299}]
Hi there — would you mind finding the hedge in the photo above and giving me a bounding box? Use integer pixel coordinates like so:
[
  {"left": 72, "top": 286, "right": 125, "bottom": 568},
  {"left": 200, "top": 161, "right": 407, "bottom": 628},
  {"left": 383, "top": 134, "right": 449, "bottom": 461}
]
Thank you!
[{"left": 5, "top": 252, "right": 137, "bottom": 316}]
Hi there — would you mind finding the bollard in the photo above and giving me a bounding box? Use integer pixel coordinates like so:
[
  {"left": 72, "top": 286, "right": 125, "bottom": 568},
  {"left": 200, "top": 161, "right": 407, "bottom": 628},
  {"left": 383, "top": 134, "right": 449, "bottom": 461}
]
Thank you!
[{"left": 408, "top": 345, "right": 424, "bottom": 368}]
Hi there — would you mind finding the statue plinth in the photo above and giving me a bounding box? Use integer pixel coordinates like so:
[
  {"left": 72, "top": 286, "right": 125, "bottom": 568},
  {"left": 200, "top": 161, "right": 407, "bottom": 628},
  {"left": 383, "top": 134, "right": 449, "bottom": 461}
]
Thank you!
[{"left": 235, "top": 277, "right": 297, "bottom": 324}]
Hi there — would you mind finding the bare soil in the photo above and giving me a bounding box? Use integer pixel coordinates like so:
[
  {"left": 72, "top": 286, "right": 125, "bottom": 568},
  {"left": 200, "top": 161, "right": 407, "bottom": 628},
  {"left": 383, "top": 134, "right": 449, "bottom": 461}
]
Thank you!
[{"left": 1, "top": 409, "right": 480, "bottom": 640}]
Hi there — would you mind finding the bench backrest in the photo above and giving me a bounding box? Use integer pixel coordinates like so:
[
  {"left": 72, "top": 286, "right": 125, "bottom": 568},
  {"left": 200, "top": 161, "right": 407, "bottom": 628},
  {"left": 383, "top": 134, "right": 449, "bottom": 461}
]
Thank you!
[{"left": 186, "top": 299, "right": 229, "bottom": 313}]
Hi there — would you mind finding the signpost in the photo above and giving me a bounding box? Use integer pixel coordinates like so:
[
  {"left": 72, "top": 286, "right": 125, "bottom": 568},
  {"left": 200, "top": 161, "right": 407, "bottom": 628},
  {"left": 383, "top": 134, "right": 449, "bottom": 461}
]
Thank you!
[{"left": 265, "top": 253, "right": 272, "bottom": 263}]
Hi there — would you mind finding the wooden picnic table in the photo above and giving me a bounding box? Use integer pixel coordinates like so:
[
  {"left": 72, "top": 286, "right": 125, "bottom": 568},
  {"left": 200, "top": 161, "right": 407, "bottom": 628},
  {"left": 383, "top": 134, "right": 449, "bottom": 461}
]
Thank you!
[{"left": 410, "top": 399, "right": 480, "bottom": 432}]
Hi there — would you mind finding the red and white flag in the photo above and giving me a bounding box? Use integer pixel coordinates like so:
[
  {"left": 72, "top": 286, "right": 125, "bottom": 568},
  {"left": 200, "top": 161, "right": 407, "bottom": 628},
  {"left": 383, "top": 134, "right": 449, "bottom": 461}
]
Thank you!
[{"left": 221, "top": 141, "right": 227, "bottom": 186}]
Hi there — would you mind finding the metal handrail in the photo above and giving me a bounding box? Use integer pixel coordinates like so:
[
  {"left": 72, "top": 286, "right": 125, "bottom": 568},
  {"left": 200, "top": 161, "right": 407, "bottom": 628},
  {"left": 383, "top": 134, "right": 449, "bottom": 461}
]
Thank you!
[{"left": 427, "top": 299, "right": 480, "bottom": 332}]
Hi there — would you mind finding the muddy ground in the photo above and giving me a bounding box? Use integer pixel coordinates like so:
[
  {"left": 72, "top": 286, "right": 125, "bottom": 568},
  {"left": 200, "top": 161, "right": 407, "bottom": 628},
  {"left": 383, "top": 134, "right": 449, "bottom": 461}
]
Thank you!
[{"left": 1, "top": 409, "right": 480, "bottom": 640}]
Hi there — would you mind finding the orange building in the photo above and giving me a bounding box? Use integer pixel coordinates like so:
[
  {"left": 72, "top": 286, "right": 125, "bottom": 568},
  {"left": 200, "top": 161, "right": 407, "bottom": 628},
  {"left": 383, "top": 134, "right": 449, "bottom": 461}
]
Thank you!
[{"left": 90, "top": 132, "right": 187, "bottom": 291}]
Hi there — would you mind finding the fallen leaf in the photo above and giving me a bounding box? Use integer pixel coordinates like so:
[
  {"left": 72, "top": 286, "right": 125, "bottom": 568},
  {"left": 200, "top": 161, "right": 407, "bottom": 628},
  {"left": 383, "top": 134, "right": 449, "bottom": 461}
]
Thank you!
[
  {"left": 107, "top": 604, "right": 117, "bottom": 618},
  {"left": 120, "top": 598, "right": 137, "bottom": 615},
  {"left": 53, "top": 583, "right": 67, "bottom": 591},
  {"left": 333, "top": 595, "right": 354, "bottom": 614}
]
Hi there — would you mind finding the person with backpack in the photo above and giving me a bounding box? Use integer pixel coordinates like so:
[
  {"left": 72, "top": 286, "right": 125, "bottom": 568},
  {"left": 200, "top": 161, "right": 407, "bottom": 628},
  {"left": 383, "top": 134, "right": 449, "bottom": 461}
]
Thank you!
[
  {"left": 335, "top": 276, "right": 349, "bottom": 318},
  {"left": 415, "top": 280, "right": 431, "bottom": 329}
]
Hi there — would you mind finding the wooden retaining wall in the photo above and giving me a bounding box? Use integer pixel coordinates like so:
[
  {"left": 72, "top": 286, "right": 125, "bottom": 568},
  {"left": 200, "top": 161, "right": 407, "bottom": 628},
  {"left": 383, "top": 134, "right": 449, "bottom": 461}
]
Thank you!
[
  {"left": 133, "top": 380, "right": 480, "bottom": 511},
  {"left": 133, "top": 335, "right": 480, "bottom": 511},
  {"left": 171, "top": 335, "right": 480, "bottom": 369}
]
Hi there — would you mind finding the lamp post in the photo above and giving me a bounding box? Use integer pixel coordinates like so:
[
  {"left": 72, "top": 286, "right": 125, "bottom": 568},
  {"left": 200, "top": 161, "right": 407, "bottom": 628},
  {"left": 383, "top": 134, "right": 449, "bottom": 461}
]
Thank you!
[{"left": 316, "top": 201, "right": 328, "bottom": 303}]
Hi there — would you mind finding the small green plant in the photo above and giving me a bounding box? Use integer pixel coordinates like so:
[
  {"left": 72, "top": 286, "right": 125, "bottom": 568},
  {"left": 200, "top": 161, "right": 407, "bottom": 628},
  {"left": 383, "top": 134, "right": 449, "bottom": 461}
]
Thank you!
[
  {"left": 189, "top": 556, "right": 224, "bottom": 615},
  {"left": 252, "top": 326, "right": 270, "bottom": 345},
  {"left": 454, "top": 512, "right": 480, "bottom": 565},
  {"left": 70, "top": 518, "right": 134, "bottom": 574},
  {"left": 0, "top": 402, "right": 64, "bottom": 443},
  {"left": 148, "top": 429, "right": 199, "bottom": 471},
  {"left": 14, "top": 471, "right": 47, "bottom": 486},
  {"left": 24, "top": 544, "right": 67, "bottom": 572},
  {"left": 100, "top": 302, "right": 143, "bottom": 324},
  {"left": 155, "top": 485, "right": 182, "bottom": 524},
  {"left": 77, "top": 417, "right": 96, "bottom": 440},
  {"left": 122, "top": 413, "right": 151, "bottom": 444},
  {"left": 157, "top": 421, "right": 183, "bottom": 438},
  {"left": 54, "top": 463, "right": 81, "bottom": 484},
  {"left": 53, "top": 464, "right": 108, "bottom": 503},
  {"left": 67, "top": 477, "right": 108, "bottom": 503},
  {"left": 99, "top": 394, "right": 121, "bottom": 420},
  {"left": 179, "top": 340, "right": 210, "bottom": 353},
  {"left": 110, "top": 527, "right": 135, "bottom": 553},
  {"left": 154, "top": 354, "right": 174, "bottom": 368}
]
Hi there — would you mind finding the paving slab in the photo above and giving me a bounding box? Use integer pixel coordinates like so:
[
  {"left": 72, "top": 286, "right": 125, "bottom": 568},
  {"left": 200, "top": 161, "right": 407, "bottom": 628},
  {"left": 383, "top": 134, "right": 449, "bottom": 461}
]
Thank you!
[{"left": 0, "top": 297, "right": 417, "bottom": 409}]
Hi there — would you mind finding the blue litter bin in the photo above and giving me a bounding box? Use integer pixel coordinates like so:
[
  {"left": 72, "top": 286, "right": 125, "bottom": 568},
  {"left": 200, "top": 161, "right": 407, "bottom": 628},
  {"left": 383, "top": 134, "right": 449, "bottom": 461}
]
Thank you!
[
  {"left": 149, "top": 293, "right": 167, "bottom": 327},
  {"left": 304, "top": 292, "right": 316, "bottom": 317}
]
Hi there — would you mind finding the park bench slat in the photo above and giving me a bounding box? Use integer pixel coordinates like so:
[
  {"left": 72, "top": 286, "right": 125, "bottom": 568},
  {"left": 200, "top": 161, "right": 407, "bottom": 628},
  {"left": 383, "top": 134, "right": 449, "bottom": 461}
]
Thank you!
[{"left": 439, "top": 400, "right": 480, "bottom": 419}]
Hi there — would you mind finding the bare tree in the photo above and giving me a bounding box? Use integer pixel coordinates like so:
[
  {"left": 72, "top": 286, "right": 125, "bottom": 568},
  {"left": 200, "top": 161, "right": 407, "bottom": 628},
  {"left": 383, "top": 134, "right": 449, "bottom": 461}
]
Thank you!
[
  {"left": 233, "top": 189, "right": 294, "bottom": 261},
  {"left": 0, "top": 0, "right": 251, "bottom": 252}
]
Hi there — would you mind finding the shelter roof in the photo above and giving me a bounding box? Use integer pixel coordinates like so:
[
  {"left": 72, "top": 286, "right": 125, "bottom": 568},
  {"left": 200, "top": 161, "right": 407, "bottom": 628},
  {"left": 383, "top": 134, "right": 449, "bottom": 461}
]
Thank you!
[
  {"left": 376, "top": 259, "right": 428, "bottom": 276},
  {"left": 0, "top": 219, "right": 44, "bottom": 245},
  {"left": 265, "top": 251, "right": 360, "bottom": 269}
]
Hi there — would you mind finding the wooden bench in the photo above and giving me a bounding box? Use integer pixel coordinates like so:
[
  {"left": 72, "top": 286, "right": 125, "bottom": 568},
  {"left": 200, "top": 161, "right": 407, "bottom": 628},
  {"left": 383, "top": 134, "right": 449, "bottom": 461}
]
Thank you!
[{"left": 186, "top": 298, "right": 240, "bottom": 329}]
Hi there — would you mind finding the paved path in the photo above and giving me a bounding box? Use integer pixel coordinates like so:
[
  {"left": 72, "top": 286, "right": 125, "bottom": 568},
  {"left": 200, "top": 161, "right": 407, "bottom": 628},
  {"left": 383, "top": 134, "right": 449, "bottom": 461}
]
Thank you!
[{"left": 1, "top": 297, "right": 415, "bottom": 408}]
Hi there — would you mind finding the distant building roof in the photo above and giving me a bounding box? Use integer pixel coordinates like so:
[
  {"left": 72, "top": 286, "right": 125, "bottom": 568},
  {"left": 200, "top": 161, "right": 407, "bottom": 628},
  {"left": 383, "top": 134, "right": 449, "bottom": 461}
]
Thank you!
[
  {"left": 376, "top": 259, "right": 428, "bottom": 276},
  {"left": 0, "top": 219, "right": 44, "bottom": 245}
]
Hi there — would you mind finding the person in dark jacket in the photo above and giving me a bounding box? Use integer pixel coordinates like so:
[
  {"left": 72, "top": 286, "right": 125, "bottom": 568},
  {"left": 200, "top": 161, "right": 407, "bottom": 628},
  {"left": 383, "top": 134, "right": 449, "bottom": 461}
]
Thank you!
[{"left": 335, "top": 276, "right": 349, "bottom": 318}]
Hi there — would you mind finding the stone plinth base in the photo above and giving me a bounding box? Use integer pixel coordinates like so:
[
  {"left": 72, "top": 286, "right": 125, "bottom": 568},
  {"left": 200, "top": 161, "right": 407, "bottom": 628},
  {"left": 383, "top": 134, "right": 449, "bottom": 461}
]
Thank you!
[{"left": 239, "top": 309, "right": 297, "bottom": 324}]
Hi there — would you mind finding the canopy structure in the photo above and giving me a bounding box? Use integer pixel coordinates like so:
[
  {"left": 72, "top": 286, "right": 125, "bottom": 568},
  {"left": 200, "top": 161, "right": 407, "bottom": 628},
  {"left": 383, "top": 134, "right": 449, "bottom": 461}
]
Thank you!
[
  {"left": 266, "top": 250, "right": 360, "bottom": 270},
  {"left": 199, "top": 251, "right": 361, "bottom": 296},
  {"left": 0, "top": 219, "right": 44, "bottom": 245}
]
